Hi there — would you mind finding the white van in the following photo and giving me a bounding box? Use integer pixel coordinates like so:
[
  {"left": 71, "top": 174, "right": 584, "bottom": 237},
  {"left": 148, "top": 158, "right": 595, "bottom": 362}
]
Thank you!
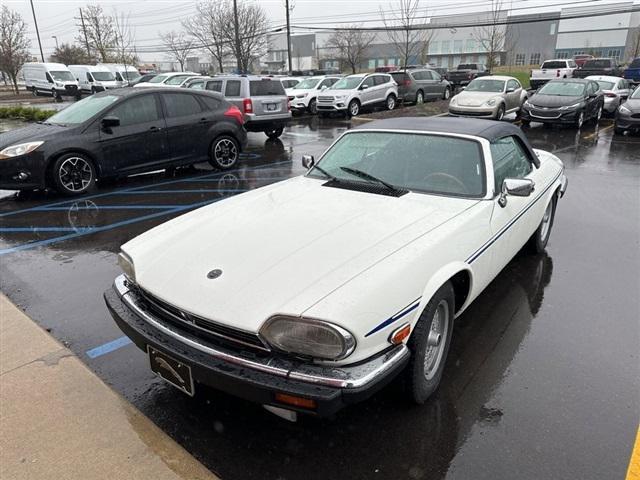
[
  {"left": 22, "top": 62, "right": 80, "bottom": 99},
  {"left": 68, "top": 65, "right": 119, "bottom": 93},
  {"left": 98, "top": 64, "right": 141, "bottom": 87}
]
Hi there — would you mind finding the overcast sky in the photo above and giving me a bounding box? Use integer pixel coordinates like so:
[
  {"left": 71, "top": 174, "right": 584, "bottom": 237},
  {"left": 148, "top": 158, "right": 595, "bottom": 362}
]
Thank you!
[{"left": 5, "top": 0, "right": 639, "bottom": 62}]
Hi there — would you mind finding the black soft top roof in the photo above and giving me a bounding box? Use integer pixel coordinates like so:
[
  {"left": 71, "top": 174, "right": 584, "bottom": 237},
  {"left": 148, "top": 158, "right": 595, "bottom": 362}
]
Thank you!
[{"left": 354, "top": 117, "right": 540, "bottom": 167}]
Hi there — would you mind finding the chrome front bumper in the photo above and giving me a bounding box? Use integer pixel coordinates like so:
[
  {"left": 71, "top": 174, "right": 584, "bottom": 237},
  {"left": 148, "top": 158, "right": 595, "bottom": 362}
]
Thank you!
[{"left": 110, "top": 275, "right": 409, "bottom": 390}]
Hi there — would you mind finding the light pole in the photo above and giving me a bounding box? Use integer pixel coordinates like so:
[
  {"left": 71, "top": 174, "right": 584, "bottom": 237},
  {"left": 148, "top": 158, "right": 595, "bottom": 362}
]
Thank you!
[{"left": 52, "top": 36, "right": 59, "bottom": 49}]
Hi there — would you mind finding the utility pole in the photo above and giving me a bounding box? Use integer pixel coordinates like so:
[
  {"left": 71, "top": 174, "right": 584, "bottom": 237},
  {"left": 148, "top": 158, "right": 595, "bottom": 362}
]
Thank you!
[
  {"left": 29, "top": 0, "right": 45, "bottom": 62},
  {"left": 285, "top": 0, "right": 292, "bottom": 74},
  {"left": 233, "top": 0, "right": 242, "bottom": 73},
  {"left": 79, "top": 8, "right": 91, "bottom": 58},
  {"left": 51, "top": 36, "right": 59, "bottom": 49}
]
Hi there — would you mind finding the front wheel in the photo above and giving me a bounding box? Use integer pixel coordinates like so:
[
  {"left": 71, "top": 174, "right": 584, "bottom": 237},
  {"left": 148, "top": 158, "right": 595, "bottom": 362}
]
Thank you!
[
  {"left": 415, "top": 90, "right": 424, "bottom": 104},
  {"left": 386, "top": 94, "right": 396, "bottom": 111},
  {"left": 209, "top": 135, "right": 239, "bottom": 170},
  {"left": 442, "top": 87, "right": 451, "bottom": 100},
  {"left": 265, "top": 127, "right": 284, "bottom": 139},
  {"left": 494, "top": 104, "right": 505, "bottom": 121},
  {"left": 528, "top": 196, "right": 556, "bottom": 253},
  {"left": 591, "top": 104, "right": 603, "bottom": 124},
  {"left": 575, "top": 110, "right": 584, "bottom": 129},
  {"left": 51, "top": 153, "right": 96, "bottom": 196},
  {"left": 348, "top": 99, "right": 360, "bottom": 117},
  {"left": 406, "top": 282, "right": 455, "bottom": 404},
  {"left": 308, "top": 98, "right": 317, "bottom": 115}
]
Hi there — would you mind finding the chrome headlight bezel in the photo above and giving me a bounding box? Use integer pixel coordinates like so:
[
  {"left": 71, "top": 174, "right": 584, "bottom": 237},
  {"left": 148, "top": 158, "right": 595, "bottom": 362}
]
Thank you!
[
  {"left": 0, "top": 141, "right": 44, "bottom": 160},
  {"left": 559, "top": 102, "right": 582, "bottom": 111},
  {"left": 118, "top": 251, "right": 136, "bottom": 283},
  {"left": 260, "top": 315, "right": 356, "bottom": 360},
  {"left": 618, "top": 104, "right": 632, "bottom": 115},
  {"left": 484, "top": 98, "right": 498, "bottom": 107}
]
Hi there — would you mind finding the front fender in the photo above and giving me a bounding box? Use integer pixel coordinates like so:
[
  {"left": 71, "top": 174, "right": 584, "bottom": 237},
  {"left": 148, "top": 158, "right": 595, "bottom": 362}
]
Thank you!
[{"left": 416, "top": 262, "right": 474, "bottom": 322}]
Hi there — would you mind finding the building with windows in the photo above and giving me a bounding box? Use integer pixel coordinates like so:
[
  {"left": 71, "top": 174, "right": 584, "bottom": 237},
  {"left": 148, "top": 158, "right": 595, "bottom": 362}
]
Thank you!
[
  {"left": 505, "top": 13, "right": 559, "bottom": 67},
  {"left": 265, "top": 33, "right": 318, "bottom": 71}
]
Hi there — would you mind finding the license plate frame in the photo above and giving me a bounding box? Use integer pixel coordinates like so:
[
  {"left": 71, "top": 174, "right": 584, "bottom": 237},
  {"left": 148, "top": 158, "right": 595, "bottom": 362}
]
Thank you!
[
  {"left": 147, "top": 345, "right": 195, "bottom": 396},
  {"left": 266, "top": 103, "right": 277, "bottom": 111}
]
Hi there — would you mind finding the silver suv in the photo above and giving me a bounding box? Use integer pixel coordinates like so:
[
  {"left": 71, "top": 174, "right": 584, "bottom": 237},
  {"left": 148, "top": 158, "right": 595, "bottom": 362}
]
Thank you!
[
  {"left": 316, "top": 73, "right": 398, "bottom": 117},
  {"left": 195, "top": 75, "right": 291, "bottom": 138}
]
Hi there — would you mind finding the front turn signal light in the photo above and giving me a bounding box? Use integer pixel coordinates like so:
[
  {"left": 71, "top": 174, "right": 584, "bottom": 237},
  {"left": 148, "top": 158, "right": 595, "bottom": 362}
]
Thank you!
[{"left": 389, "top": 323, "right": 411, "bottom": 345}]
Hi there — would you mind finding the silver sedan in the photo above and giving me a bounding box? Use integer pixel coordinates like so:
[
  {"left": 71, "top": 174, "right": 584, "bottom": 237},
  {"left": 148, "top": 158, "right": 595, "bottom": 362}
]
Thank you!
[
  {"left": 448, "top": 75, "right": 528, "bottom": 120},
  {"left": 585, "top": 75, "right": 633, "bottom": 113}
]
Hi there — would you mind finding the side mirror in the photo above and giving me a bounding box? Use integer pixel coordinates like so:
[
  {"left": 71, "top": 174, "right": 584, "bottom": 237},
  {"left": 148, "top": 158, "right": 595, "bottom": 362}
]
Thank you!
[
  {"left": 302, "top": 155, "right": 315, "bottom": 169},
  {"left": 499, "top": 178, "right": 535, "bottom": 207},
  {"left": 101, "top": 116, "right": 120, "bottom": 129},
  {"left": 360, "top": 84, "right": 369, "bottom": 90},
  {"left": 506, "top": 87, "right": 516, "bottom": 93},
  {"left": 460, "top": 86, "right": 466, "bottom": 91},
  {"left": 320, "top": 85, "right": 327, "bottom": 90}
]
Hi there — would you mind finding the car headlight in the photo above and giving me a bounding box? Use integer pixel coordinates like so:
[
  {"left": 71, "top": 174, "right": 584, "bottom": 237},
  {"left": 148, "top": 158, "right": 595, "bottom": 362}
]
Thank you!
[
  {"left": 559, "top": 102, "right": 582, "bottom": 110},
  {"left": 118, "top": 251, "right": 136, "bottom": 283},
  {"left": 260, "top": 316, "right": 356, "bottom": 360},
  {"left": 450, "top": 96, "right": 457, "bottom": 105},
  {"left": 0, "top": 141, "right": 44, "bottom": 160},
  {"left": 619, "top": 104, "right": 631, "bottom": 114},
  {"left": 295, "top": 93, "right": 307, "bottom": 98},
  {"left": 523, "top": 100, "right": 533, "bottom": 108},
  {"left": 485, "top": 98, "right": 497, "bottom": 106}
]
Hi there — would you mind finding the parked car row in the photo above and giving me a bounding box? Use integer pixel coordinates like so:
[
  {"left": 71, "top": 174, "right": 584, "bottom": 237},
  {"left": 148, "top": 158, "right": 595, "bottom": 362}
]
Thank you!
[{"left": 529, "top": 56, "right": 639, "bottom": 90}]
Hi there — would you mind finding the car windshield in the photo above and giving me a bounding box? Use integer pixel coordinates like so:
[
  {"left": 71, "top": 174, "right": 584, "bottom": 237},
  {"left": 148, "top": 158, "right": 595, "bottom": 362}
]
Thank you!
[
  {"left": 331, "top": 77, "right": 364, "bottom": 89},
  {"left": 149, "top": 75, "right": 168, "bottom": 83},
  {"left": 541, "top": 61, "right": 567, "bottom": 69},
  {"left": 594, "top": 80, "right": 615, "bottom": 90},
  {"left": 465, "top": 79, "right": 505, "bottom": 93},
  {"left": 583, "top": 60, "right": 611, "bottom": 68},
  {"left": 166, "top": 75, "right": 192, "bottom": 85},
  {"left": 46, "top": 95, "right": 119, "bottom": 125},
  {"left": 293, "top": 78, "right": 321, "bottom": 89},
  {"left": 122, "top": 71, "right": 141, "bottom": 81},
  {"left": 92, "top": 71, "right": 115, "bottom": 81},
  {"left": 50, "top": 70, "right": 75, "bottom": 82},
  {"left": 308, "top": 132, "right": 485, "bottom": 197},
  {"left": 538, "top": 81, "right": 585, "bottom": 96}
]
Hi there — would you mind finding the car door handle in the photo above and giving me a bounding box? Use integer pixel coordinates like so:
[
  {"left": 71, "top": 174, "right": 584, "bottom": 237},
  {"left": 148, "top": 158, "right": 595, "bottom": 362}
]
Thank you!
[
  {"left": 149, "top": 126, "right": 162, "bottom": 132},
  {"left": 198, "top": 118, "right": 209, "bottom": 124}
]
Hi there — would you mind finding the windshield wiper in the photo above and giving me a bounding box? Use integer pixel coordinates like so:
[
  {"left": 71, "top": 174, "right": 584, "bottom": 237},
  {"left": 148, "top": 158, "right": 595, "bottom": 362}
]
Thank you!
[
  {"left": 339, "top": 166, "right": 404, "bottom": 193},
  {"left": 312, "top": 164, "right": 337, "bottom": 181}
]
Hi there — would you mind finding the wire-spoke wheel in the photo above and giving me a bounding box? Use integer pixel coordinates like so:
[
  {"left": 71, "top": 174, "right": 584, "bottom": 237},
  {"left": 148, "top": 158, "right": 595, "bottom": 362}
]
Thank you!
[
  {"left": 52, "top": 154, "right": 96, "bottom": 195},
  {"left": 209, "top": 136, "right": 239, "bottom": 170},
  {"left": 406, "top": 281, "right": 455, "bottom": 404}
]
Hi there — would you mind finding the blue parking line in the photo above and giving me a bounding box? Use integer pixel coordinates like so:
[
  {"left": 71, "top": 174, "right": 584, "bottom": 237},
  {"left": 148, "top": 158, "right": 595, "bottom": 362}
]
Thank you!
[
  {"left": 0, "top": 160, "right": 293, "bottom": 218},
  {"left": 0, "top": 198, "right": 220, "bottom": 256},
  {"left": 114, "top": 189, "right": 245, "bottom": 194},
  {"left": 86, "top": 336, "right": 132, "bottom": 359},
  {"left": 35, "top": 205, "right": 186, "bottom": 211},
  {"left": 0, "top": 226, "right": 94, "bottom": 232}
]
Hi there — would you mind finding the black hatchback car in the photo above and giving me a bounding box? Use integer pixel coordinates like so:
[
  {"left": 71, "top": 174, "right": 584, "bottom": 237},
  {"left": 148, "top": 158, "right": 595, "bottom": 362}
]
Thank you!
[
  {"left": 0, "top": 88, "right": 247, "bottom": 195},
  {"left": 519, "top": 78, "right": 604, "bottom": 128}
]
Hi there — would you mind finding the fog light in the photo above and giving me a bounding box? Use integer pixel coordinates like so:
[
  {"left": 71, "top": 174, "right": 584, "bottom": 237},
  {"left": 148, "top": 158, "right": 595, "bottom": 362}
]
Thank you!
[
  {"left": 389, "top": 323, "right": 411, "bottom": 344},
  {"left": 275, "top": 393, "right": 317, "bottom": 410}
]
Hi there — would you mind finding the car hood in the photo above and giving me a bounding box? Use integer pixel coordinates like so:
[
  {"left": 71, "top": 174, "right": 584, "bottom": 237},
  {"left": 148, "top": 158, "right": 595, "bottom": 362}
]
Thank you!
[
  {"left": 455, "top": 91, "right": 502, "bottom": 106},
  {"left": 528, "top": 94, "right": 583, "bottom": 108},
  {"left": 287, "top": 88, "right": 315, "bottom": 96},
  {"left": 0, "top": 122, "right": 69, "bottom": 149},
  {"left": 622, "top": 98, "right": 640, "bottom": 112},
  {"left": 123, "top": 176, "right": 477, "bottom": 332}
]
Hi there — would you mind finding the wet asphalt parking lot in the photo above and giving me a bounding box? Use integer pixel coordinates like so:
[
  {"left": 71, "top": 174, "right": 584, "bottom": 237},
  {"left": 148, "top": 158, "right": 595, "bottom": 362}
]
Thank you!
[{"left": 1, "top": 114, "right": 638, "bottom": 480}]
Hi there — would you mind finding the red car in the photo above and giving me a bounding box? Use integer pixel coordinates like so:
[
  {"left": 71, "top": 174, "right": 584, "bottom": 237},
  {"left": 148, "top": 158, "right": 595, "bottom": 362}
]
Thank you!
[
  {"left": 573, "top": 54, "right": 594, "bottom": 68},
  {"left": 374, "top": 65, "right": 398, "bottom": 73}
]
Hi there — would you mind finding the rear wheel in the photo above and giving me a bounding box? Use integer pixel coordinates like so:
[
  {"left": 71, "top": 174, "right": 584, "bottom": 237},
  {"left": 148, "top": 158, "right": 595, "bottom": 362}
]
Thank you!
[
  {"left": 442, "top": 87, "right": 451, "bottom": 100},
  {"left": 416, "top": 90, "right": 424, "bottom": 104},
  {"left": 406, "top": 282, "right": 455, "bottom": 404},
  {"left": 31, "top": 87, "right": 38, "bottom": 97},
  {"left": 265, "top": 127, "right": 284, "bottom": 139},
  {"left": 51, "top": 153, "right": 96, "bottom": 196},
  {"left": 386, "top": 94, "right": 396, "bottom": 111},
  {"left": 209, "top": 135, "right": 239, "bottom": 170}
]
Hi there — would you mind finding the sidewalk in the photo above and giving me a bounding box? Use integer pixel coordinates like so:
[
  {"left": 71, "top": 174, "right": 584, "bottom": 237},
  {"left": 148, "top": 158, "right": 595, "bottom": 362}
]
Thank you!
[{"left": 0, "top": 294, "right": 217, "bottom": 480}]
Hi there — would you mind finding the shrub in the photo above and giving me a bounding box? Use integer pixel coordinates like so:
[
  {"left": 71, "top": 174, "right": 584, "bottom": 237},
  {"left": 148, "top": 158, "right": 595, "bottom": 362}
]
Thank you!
[{"left": 0, "top": 106, "right": 56, "bottom": 121}]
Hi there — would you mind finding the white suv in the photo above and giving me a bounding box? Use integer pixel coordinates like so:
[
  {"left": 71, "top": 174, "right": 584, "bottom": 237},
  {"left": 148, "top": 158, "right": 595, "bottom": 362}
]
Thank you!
[
  {"left": 286, "top": 76, "right": 342, "bottom": 114},
  {"left": 316, "top": 73, "right": 398, "bottom": 117}
]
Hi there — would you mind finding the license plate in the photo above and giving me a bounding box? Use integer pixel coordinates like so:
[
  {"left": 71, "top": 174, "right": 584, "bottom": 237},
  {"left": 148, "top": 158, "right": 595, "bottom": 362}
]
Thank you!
[
  {"left": 148, "top": 346, "right": 194, "bottom": 396},
  {"left": 266, "top": 103, "right": 277, "bottom": 111}
]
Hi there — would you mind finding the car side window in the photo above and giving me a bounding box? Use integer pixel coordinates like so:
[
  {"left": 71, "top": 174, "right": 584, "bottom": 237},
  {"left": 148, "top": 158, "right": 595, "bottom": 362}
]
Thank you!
[
  {"left": 46, "top": 72, "right": 53, "bottom": 83},
  {"left": 225, "top": 80, "right": 241, "bottom": 97},
  {"left": 432, "top": 71, "right": 441, "bottom": 81},
  {"left": 109, "top": 94, "right": 159, "bottom": 127},
  {"left": 361, "top": 76, "right": 374, "bottom": 88},
  {"left": 188, "top": 81, "right": 204, "bottom": 90},
  {"left": 319, "top": 79, "right": 333, "bottom": 88},
  {"left": 490, "top": 136, "right": 533, "bottom": 194},
  {"left": 200, "top": 96, "right": 221, "bottom": 111},
  {"left": 373, "top": 75, "right": 385, "bottom": 86},
  {"left": 507, "top": 79, "right": 519, "bottom": 90},
  {"left": 206, "top": 80, "right": 223, "bottom": 92},
  {"left": 163, "top": 93, "right": 202, "bottom": 118},
  {"left": 422, "top": 71, "right": 433, "bottom": 80},
  {"left": 86, "top": 72, "right": 93, "bottom": 82}
]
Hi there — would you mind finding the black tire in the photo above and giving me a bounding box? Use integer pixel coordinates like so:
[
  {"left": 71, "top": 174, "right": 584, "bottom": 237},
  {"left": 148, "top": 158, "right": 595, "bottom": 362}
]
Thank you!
[
  {"left": 406, "top": 282, "right": 455, "bottom": 404},
  {"left": 51, "top": 153, "right": 96, "bottom": 196},
  {"left": 209, "top": 135, "right": 240, "bottom": 170},
  {"left": 308, "top": 98, "right": 317, "bottom": 115},
  {"left": 32, "top": 87, "right": 38, "bottom": 97},
  {"left": 348, "top": 99, "right": 360, "bottom": 117},
  {"left": 494, "top": 103, "right": 505, "bottom": 121},
  {"left": 575, "top": 110, "right": 585, "bottom": 129},
  {"left": 442, "top": 87, "right": 451, "bottom": 100},
  {"left": 386, "top": 94, "right": 396, "bottom": 111},
  {"left": 591, "top": 103, "right": 603, "bottom": 124},
  {"left": 528, "top": 195, "right": 557, "bottom": 254},
  {"left": 415, "top": 90, "right": 424, "bottom": 104},
  {"left": 265, "top": 127, "right": 284, "bottom": 139},
  {"left": 614, "top": 126, "right": 625, "bottom": 135},
  {"left": 521, "top": 118, "right": 531, "bottom": 126},
  {"left": 52, "top": 89, "right": 62, "bottom": 102},
  {"left": 91, "top": 87, "right": 97, "bottom": 95}
]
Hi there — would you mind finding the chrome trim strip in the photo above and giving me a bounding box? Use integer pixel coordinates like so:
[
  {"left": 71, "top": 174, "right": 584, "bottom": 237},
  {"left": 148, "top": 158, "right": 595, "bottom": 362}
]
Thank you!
[{"left": 113, "top": 275, "right": 409, "bottom": 389}]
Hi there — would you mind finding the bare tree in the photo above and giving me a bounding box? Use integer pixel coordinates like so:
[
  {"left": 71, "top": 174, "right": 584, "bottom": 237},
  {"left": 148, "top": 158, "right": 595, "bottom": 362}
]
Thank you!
[
  {"left": 473, "top": 0, "right": 507, "bottom": 71},
  {"left": 380, "top": 0, "right": 429, "bottom": 68},
  {"left": 221, "top": 0, "right": 268, "bottom": 73},
  {"left": 183, "top": 2, "right": 229, "bottom": 73},
  {"left": 50, "top": 43, "right": 92, "bottom": 65},
  {"left": 77, "top": 5, "right": 116, "bottom": 62},
  {"left": 628, "top": 28, "right": 640, "bottom": 61},
  {"left": 0, "top": 6, "right": 31, "bottom": 94},
  {"left": 112, "top": 10, "right": 137, "bottom": 69},
  {"left": 160, "top": 31, "right": 194, "bottom": 72},
  {"left": 326, "top": 26, "right": 375, "bottom": 74}
]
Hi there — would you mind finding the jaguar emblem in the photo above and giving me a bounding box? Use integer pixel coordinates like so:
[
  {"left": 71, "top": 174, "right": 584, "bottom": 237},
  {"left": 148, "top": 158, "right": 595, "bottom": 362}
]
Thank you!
[{"left": 207, "top": 269, "right": 223, "bottom": 279}]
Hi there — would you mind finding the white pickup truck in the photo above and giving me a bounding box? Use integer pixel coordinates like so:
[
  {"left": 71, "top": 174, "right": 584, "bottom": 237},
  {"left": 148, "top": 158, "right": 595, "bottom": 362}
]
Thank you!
[{"left": 530, "top": 59, "right": 578, "bottom": 90}]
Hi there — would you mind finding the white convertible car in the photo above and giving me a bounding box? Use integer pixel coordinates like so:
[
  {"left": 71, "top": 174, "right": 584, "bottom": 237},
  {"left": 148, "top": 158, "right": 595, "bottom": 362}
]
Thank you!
[{"left": 105, "top": 117, "right": 567, "bottom": 419}]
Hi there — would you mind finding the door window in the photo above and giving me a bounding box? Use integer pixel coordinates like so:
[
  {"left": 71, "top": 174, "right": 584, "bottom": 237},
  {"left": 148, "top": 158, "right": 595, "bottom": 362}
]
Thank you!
[
  {"left": 206, "top": 80, "right": 223, "bottom": 92},
  {"left": 319, "top": 78, "right": 334, "bottom": 88},
  {"left": 188, "top": 80, "right": 205, "bottom": 90},
  {"left": 373, "top": 75, "right": 388, "bottom": 86},
  {"left": 490, "top": 136, "right": 533, "bottom": 194},
  {"left": 86, "top": 72, "right": 93, "bottom": 82},
  {"left": 422, "top": 71, "right": 433, "bottom": 80},
  {"left": 163, "top": 93, "right": 202, "bottom": 118},
  {"left": 200, "top": 96, "right": 221, "bottom": 111},
  {"left": 361, "top": 76, "right": 374, "bottom": 88},
  {"left": 225, "top": 80, "right": 241, "bottom": 96},
  {"left": 109, "top": 95, "right": 159, "bottom": 126},
  {"left": 507, "top": 79, "right": 519, "bottom": 91}
]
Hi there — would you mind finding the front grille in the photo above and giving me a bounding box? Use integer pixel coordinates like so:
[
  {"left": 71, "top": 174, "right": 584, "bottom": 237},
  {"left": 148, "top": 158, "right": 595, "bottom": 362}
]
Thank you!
[
  {"left": 136, "top": 287, "right": 270, "bottom": 353},
  {"left": 631, "top": 113, "right": 640, "bottom": 119},
  {"left": 449, "top": 109, "right": 488, "bottom": 117},
  {"left": 65, "top": 85, "right": 78, "bottom": 92},
  {"left": 531, "top": 108, "right": 561, "bottom": 118},
  {"left": 318, "top": 96, "right": 334, "bottom": 102}
]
